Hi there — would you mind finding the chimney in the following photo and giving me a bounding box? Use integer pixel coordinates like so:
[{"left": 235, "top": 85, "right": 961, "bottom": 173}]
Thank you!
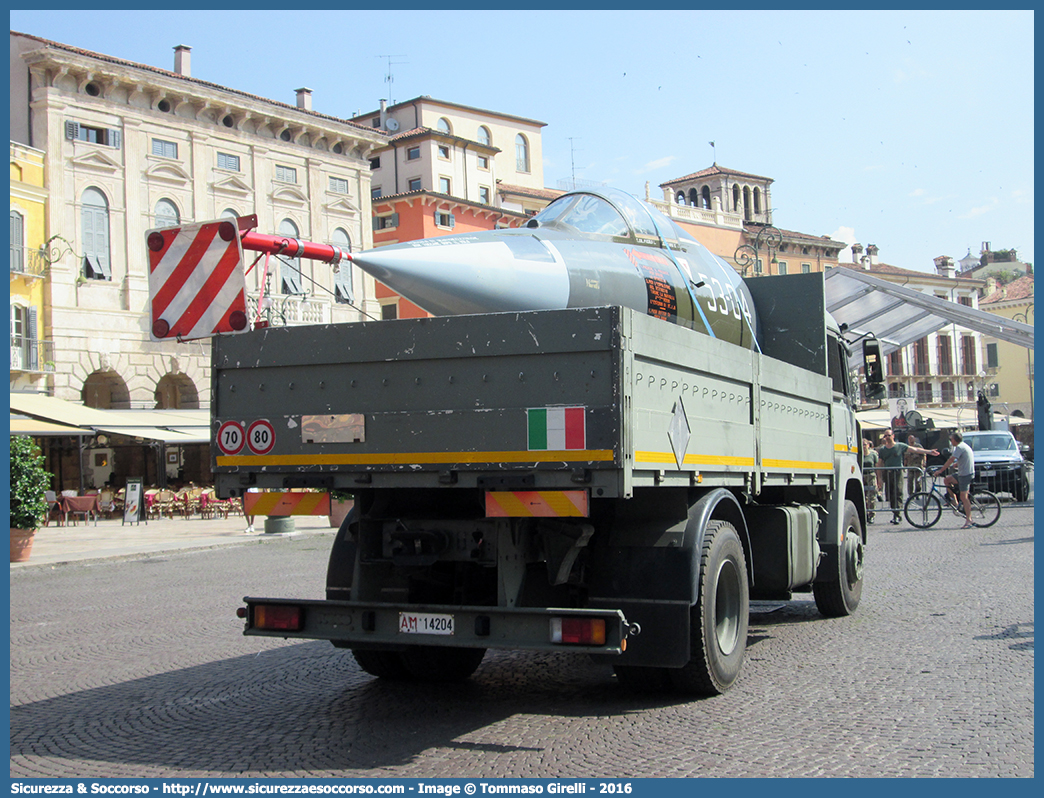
[
  {"left": 851, "top": 243, "right": 864, "bottom": 266},
  {"left": 866, "top": 244, "right": 879, "bottom": 266},
  {"left": 173, "top": 45, "right": 191, "bottom": 77},
  {"left": 295, "top": 87, "right": 313, "bottom": 112},
  {"left": 934, "top": 255, "right": 956, "bottom": 278}
]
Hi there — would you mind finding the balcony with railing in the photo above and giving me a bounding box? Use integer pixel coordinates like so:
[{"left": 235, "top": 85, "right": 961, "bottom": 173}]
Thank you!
[
  {"left": 913, "top": 360, "right": 932, "bottom": 376},
  {"left": 245, "top": 293, "right": 331, "bottom": 327},
  {"left": 10, "top": 336, "right": 55, "bottom": 373},
  {"left": 10, "top": 246, "right": 49, "bottom": 281}
]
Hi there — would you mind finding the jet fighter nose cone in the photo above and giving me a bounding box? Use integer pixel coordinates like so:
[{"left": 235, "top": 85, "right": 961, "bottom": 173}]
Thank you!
[{"left": 350, "top": 233, "right": 570, "bottom": 317}]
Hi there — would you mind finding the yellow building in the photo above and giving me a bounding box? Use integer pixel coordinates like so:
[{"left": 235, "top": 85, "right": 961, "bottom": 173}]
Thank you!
[
  {"left": 10, "top": 140, "right": 52, "bottom": 393},
  {"left": 979, "top": 276, "right": 1034, "bottom": 419}
]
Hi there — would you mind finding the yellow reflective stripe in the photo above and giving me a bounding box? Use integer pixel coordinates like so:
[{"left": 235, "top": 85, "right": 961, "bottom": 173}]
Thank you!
[
  {"left": 635, "top": 451, "right": 756, "bottom": 467},
  {"left": 217, "top": 449, "right": 614, "bottom": 468},
  {"left": 636, "top": 451, "right": 833, "bottom": 471},
  {"left": 244, "top": 491, "right": 330, "bottom": 516},
  {"left": 762, "top": 458, "right": 834, "bottom": 471},
  {"left": 485, "top": 490, "right": 589, "bottom": 518},
  {"left": 835, "top": 443, "right": 859, "bottom": 453}
]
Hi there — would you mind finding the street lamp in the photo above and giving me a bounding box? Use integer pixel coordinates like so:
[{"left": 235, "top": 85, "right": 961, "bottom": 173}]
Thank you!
[
  {"left": 1012, "top": 306, "right": 1034, "bottom": 418},
  {"left": 734, "top": 224, "right": 783, "bottom": 277}
]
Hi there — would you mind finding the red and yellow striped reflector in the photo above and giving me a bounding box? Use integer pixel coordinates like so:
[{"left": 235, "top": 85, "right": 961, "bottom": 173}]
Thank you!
[
  {"left": 243, "top": 491, "right": 331, "bottom": 516},
  {"left": 484, "top": 490, "right": 589, "bottom": 518}
]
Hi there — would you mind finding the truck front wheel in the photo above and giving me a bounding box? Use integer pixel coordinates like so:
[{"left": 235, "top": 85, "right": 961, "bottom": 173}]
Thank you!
[
  {"left": 813, "top": 499, "right": 863, "bottom": 617},
  {"left": 670, "top": 520, "right": 749, "bottom": 695}
]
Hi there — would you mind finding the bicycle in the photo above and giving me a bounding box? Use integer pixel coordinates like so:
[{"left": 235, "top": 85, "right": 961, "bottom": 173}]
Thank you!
[{"left": 903, "top": 469, "right": 1001, "bottom": 529}]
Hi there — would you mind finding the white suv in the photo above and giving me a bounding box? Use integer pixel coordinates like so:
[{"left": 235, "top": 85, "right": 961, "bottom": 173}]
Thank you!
[{"left": 963, "top": 430, "right": 1030, "bottom": 502}]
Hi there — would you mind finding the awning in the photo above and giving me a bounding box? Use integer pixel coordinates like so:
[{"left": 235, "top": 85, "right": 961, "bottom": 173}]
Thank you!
[
  {"left": 856, "top": 405, "right": 1031, "bottom": 431},
  {"left": 824, "top": 267, "right": 1034, "bottom": 362},
  {"left": 9, "top": 414, "right": 92, "bottom": 437},
  {"left": 9, "top": 393, "right": 210, "bottom": 444}
]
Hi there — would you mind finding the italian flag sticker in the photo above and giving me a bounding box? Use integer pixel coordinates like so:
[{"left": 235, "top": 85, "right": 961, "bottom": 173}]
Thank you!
[{"left": 528, "top": 406, "right": 586, "bottom": 451}]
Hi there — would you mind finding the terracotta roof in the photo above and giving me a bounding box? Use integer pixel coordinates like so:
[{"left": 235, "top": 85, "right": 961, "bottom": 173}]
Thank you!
[
  {"left": 11, "top": 31, "right": 380, "bottom": 135},
  {"left": 980, "top": 275, "right": 1035, "bottom": 304},
  {"left": 848, "top": 261, "right": 987, "bottom": 285},
  {"left": 496, "top": 183, "right": 565, "bottom": 201},
  {"left": 745, "top": 222, "right": 844, "bottom": 249},
  {"left": 661, "top": 164, "right": 773, "bottom": 187}
]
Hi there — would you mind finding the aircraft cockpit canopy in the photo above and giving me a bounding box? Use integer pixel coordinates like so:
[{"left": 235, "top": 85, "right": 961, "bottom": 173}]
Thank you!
[{"left": 531, "top": 188, "right": 698, "bottom": 250}]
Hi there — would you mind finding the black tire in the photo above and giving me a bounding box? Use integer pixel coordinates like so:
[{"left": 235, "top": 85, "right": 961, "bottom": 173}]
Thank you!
[
  {"left": 969, "top": 490, "right": 1001, "bottom": 528},
  {"left": 670, "top": 520, "right": 749, "bottom": 695},
  {"left": 1014, "top": 475, "right": 1028, "bottom": 503},
  {"left": 400, "top": 646, "right": 486, "bottom": 682},
  {"left": 904, "top": 492, "right": 942, "bottom": 529},
  {"left": 813, "top": 500, "right": 864, "bottom": 617},
  {"left": 613, "top": 665, "right": 672, "bottom": 693},
  {"left": 325, "top": 506, "right": 358, "bottom": 601},
  {"left": 351, "top": 649, "right": 410, "bottom": 680}
]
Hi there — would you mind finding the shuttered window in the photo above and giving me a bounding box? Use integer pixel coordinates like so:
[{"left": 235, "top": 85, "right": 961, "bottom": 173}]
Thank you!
[
  {"left": 81, "top": 187, "right": 111, "bottom": 280},
  {"left": 278, "top": 219, "right": 303, "bottom": 294},
  {"left": 152, "top": 138, "right": 178, "bottom": 158},
  {"left": 329, "top": 176, "right": 349, "bottom": 194},
  {"left": 434, "top": 210, "right": 455, "bottom": 229},
  {"left": 331, "top": 228, "right": 353, "bottom": 304},
  {"left": 217, "top": 152, "right": 241, "bottom": 171},
  {"left": 275, "top": 165, "right": 297, "bottom": 183},
  {"left": 65, "top": 121, "right": 121, "bottom": 148},
  {"left": 10, "top": 210, "right": 24, "bottom": 274}
]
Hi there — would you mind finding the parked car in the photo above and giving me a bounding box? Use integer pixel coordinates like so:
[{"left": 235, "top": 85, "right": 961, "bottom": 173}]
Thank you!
[{"left": 963, "top": 430, "right": 1030, "bottom": 502}]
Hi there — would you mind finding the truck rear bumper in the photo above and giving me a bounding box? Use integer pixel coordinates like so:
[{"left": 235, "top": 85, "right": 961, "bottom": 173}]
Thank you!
[{"left": 240, "top": 598, "right": 634, "bottom": 656}]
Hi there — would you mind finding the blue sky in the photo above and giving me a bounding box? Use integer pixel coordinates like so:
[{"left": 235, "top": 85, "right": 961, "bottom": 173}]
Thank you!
[{"left": 11, "top": 9, "right": 1034, "bottom": 272}]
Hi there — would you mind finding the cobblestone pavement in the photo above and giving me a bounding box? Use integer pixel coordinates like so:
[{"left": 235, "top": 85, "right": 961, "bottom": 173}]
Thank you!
[{"left": 10, "top": 506, "right": 1033, "bottom": 778}]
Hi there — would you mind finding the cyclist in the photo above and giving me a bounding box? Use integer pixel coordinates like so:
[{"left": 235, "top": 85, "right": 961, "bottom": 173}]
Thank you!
[{"left": 934, "top": 430, "right": 975, "bottom": 529}]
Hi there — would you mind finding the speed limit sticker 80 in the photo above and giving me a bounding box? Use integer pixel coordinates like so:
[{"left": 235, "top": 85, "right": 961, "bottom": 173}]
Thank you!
[{"left": 246, "top": 419, "right": 276, "bottom": 455}]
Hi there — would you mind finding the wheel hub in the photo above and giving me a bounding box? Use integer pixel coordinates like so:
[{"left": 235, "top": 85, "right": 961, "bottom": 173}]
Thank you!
[{"left": 843, "top": 531, "right": 864, "bottom": 584}]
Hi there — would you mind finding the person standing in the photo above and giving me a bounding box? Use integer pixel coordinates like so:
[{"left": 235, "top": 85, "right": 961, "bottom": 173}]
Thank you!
[
  {"left": 862, "top": 439, "right": 879, "bottom": 523},
  {"left": 934, "top": 431, "right": 975, "bottom": 528},
  {"left": 905, "top": 434, "right": 927, "bottom": 497},
  {"left": 877, "top": 431, "right": 938, "bottom": 524}
]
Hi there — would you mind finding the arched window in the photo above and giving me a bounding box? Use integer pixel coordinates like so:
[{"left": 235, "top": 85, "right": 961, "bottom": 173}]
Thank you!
[
  {"left": 753, "top": 187, "right": 761, "bottom": 215},
  {"left": 437, "top": 118, "right": 452, "bottom": 134},
  {"left": 688, "top": 188, "right": 699, "bottom": 206},
  {"left": 10, "top": 209, "right": 24, "bottom": 273},
  {"left": 81, "top": 187, "right": 111, "bottom": 280},
  {"left": 331, "top": 227, "right": 353, "bottom": 304},
  {"left": 278, "top": 218, "right": 303, "bottom": 294},
  {"left": 515, "top": 134, "right": 530, "bottom": 173},
  {"left": 675, "top": 191, "right": 685, "bottom": 205},
  {"left": 477, "top": 126, "right": 491, "bottom": 146},
  {"left": 701, "top": 186, "right": 711, "bottom": 209},
  {"left": 154, "top": 198, "right": 180, "bottom": 228},
  {"left": 742, "top": 186, "right": 752, "bottom": 221},
  {"left": 732, "top": 184, "right": 740, "bottom": 212}
]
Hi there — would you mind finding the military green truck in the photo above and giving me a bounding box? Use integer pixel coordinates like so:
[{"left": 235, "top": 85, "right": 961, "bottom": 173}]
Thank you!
[{"left": 219, "top": 273, "right": 869, "bottom": 694}]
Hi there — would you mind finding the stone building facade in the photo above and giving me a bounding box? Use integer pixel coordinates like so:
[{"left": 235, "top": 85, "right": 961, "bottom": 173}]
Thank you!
[{"left": 10, "top": 32, "right": 387, "bottom": 408}]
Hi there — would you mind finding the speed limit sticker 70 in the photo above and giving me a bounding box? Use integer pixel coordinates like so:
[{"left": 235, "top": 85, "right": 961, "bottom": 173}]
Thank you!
[
  {"left": 217, "top": 421, "right": 245, "bottom": 455},
  {"left": 247, "top": 419, "right": 276, "bottom": 455}
]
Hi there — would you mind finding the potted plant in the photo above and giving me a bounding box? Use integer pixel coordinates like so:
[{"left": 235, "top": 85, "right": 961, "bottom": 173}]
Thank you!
[
  {"left": 9, "top": 436, "right": 53, "bottom": 562},
  {"left": 328, "top": 489, "right": 354, "bottom": 528}
]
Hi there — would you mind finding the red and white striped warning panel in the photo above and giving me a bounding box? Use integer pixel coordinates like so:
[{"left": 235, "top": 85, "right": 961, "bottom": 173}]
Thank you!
[
  {"left": 485, "top": 490, "right": 590, "bottom": 518},
  {"left": 147, "top": 219, "right": 248, "bottom": 341},
  {"left": 243, "top": 491, "right": 331, "bottom": 517}
]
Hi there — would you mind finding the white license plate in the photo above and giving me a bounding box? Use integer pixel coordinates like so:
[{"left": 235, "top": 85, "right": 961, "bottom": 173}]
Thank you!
[
  {"left": 399, "top": 612, "right": 454, "bottom": 636},
  {"left": 980, "top": 470, "right": 995, "bottom": 477}
]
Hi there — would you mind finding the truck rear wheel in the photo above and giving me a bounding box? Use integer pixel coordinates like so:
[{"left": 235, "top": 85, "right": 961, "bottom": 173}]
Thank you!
[
  {"left": 670, "top": 520, "right": 749, "bottom": 695},
  {"left": 351, "top": 649, "right": 410, "bottom": 680},
  {"left": 813, "top": 500, "right": 863, "bottom": 617}
]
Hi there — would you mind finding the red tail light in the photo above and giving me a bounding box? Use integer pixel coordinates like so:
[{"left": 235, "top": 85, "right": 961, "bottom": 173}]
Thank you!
[
  {"left": 253, "top": 604, "right": 304, "bottom": 631},
  {"left": 550, "top": 616, "right": 606, "bottom": 645}
]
